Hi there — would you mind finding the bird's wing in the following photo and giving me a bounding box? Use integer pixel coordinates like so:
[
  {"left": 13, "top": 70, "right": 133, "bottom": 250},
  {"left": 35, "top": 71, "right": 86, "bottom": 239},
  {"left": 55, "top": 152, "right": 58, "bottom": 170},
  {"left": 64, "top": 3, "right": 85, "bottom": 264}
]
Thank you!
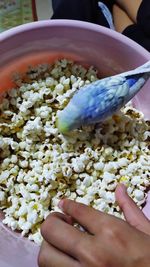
[
  {"left": 69, "top": 75, "right": 129, "bottom": 123},
  {"left": 116, "top": 60, "right": 150, "bottom": 78}
]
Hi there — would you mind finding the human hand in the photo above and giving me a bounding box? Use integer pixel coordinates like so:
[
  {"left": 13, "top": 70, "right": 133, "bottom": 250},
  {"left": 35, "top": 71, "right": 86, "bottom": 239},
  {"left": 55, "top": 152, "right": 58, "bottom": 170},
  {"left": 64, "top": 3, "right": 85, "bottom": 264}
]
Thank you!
[{"left": 38, "top": 184, "right": 150, "bottom": 267}]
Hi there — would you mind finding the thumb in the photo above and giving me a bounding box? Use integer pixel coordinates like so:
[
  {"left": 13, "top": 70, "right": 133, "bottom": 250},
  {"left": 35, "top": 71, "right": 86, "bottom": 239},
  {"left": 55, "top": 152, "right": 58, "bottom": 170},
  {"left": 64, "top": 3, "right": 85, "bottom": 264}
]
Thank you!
[{"left": 115, "top": 184, "right": 150, "bottom": 235}]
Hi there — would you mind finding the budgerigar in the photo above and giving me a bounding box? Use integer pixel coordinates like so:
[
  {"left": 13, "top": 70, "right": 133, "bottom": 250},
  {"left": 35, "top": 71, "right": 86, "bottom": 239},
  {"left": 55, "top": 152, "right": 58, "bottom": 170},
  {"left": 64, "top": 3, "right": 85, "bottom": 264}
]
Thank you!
[{"left": 57, "top": 61, "right": 150, "bottom": 133}]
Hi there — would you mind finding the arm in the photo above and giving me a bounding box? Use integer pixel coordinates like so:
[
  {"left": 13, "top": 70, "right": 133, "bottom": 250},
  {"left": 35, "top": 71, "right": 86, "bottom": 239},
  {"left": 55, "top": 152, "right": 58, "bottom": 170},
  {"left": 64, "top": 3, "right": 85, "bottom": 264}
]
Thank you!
[
  {"left": 113, "top": 4, "right": 133, "bottom": 33},
  {"left": 115, "top": 0, "right": 142, "bottom": 22},
  {"left": 113, "top": 0, "right": 150, "bottom": 51}
]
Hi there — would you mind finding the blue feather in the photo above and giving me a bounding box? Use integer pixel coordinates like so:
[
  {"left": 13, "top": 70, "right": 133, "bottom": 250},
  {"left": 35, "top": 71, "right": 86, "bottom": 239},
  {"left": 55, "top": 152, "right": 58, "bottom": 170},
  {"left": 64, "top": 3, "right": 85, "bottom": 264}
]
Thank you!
[{"left": 57, "top": 61, "right": 150, "bottom": 133}]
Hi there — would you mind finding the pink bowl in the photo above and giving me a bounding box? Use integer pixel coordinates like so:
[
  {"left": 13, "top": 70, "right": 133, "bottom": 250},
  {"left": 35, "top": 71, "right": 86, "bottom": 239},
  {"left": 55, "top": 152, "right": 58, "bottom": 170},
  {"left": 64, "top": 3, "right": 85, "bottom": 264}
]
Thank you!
[{"left": 0, "top": 20, "right": 150, "bottom": 267}]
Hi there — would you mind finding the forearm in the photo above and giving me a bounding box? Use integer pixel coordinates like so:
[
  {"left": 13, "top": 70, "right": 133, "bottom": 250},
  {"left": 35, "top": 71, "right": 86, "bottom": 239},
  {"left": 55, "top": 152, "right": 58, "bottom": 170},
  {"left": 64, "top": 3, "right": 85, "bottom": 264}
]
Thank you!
[
  {"left": 115, "top": 0, "right": 142, "bottom": 22},
  {"left": 113, "top": 4, "right": 133, "bottom": 33}
]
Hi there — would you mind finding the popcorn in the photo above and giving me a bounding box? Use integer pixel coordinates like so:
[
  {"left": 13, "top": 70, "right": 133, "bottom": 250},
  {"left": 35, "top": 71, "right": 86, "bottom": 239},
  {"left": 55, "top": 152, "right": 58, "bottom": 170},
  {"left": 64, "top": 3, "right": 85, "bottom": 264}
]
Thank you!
[
  {"left": 134, "top": 189, "right": 144, "bottom": 201},
  {"left": 29, "top": 230, "right": 43, "bottom": 245},
  {"left": 105, "top": 192, "right": 115, "bottom": 204},
  {"left": 11, "top": 155, "right": 18, "bottom": 164},
  {"left": 82, "top": 176, "right": 91, "bottom": 187},
  {"left": 0, "top": 191, "right": 5, "bottom": 201},
  {"left": 95, "top": 201, "right": 108, "bottom": 212},
  {"left": 17, "top": 205, "right": 28, "bottom": 217},
  {"left": 19, "top": 160, "right": 28, "bottom": 168},
  {"left": 131, "top": 176, "right": 141, "bottom": 186},
  {"left": 94, "top": 162, "right": 104, "bottom": 171},
  {"left": 10, "top": 220, "right": 18, "bottom": 231},
  {"left": 103, "top": 172, "right": 116, "bottom": 183},
  {"left": 21, "top": 221, "right": 32, "bottom": 234},
  {"left": 0, "top": 59, "right": 149, "bottom": 245},
  {"left": 27, "top": 210, "right": 38, "bottom": 224},
  {"left": 72, "top": 158, "right": 85, "bottom": 173},
  {"left": 76, "top": 196, "right": 92, "bottom": 205},
  {"left": 35, "top": 106, "right": 52, "bottom": 118}
]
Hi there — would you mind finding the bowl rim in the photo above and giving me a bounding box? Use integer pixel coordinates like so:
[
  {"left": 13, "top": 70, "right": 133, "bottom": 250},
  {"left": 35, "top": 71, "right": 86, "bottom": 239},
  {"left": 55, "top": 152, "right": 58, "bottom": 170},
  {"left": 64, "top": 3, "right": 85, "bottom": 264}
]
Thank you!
[{"left": 1, "top": 19, "right": 150, "bottom": 59}]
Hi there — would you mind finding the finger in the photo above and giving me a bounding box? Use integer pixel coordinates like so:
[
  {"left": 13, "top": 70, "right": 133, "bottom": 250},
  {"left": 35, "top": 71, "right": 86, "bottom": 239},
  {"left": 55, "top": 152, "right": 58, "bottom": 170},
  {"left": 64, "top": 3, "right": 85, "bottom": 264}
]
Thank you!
[
  {"left": 41, "top": 212, "right": 85, "bottom": 258},
  {"left": 38, "top": 240, "right": 79, "bottom": 267},
  {"left": 50, "top": 211, "right": 74, "bottom": 225},
  {"left": 58, "top": 199, "right": 110, "bottom": 234},
  {"left": 115, "top": 184, "right": 150, "bottom": 234}
]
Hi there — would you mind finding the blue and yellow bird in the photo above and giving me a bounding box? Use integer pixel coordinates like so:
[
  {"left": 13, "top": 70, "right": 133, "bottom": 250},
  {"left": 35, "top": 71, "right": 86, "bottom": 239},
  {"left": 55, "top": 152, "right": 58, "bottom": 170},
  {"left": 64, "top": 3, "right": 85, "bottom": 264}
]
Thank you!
[{"left": 57, "top": 61, "right": 150, "bottom": 134}]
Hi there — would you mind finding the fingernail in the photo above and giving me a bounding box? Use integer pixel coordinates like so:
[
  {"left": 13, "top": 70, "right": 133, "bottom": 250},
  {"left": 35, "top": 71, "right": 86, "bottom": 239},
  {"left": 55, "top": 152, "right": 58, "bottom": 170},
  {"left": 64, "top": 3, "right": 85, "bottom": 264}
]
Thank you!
[{"left": 58, "top": 199, "right": 64, "bottom": 210}]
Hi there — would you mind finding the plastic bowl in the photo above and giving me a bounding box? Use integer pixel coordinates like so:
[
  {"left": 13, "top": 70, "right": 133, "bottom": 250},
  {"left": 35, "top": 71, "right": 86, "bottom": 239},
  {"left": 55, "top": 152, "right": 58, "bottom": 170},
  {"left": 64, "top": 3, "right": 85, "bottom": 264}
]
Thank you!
[{"left": 0, "top": 20, "right": 150, "bottom": 267}]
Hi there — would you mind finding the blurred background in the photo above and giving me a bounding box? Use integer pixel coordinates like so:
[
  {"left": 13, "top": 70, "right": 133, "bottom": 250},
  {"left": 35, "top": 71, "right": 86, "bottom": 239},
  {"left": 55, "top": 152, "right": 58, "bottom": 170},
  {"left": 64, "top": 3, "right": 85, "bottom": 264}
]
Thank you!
[{"left": 0, "top": 0, "right": 53, "bottom": 32}]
